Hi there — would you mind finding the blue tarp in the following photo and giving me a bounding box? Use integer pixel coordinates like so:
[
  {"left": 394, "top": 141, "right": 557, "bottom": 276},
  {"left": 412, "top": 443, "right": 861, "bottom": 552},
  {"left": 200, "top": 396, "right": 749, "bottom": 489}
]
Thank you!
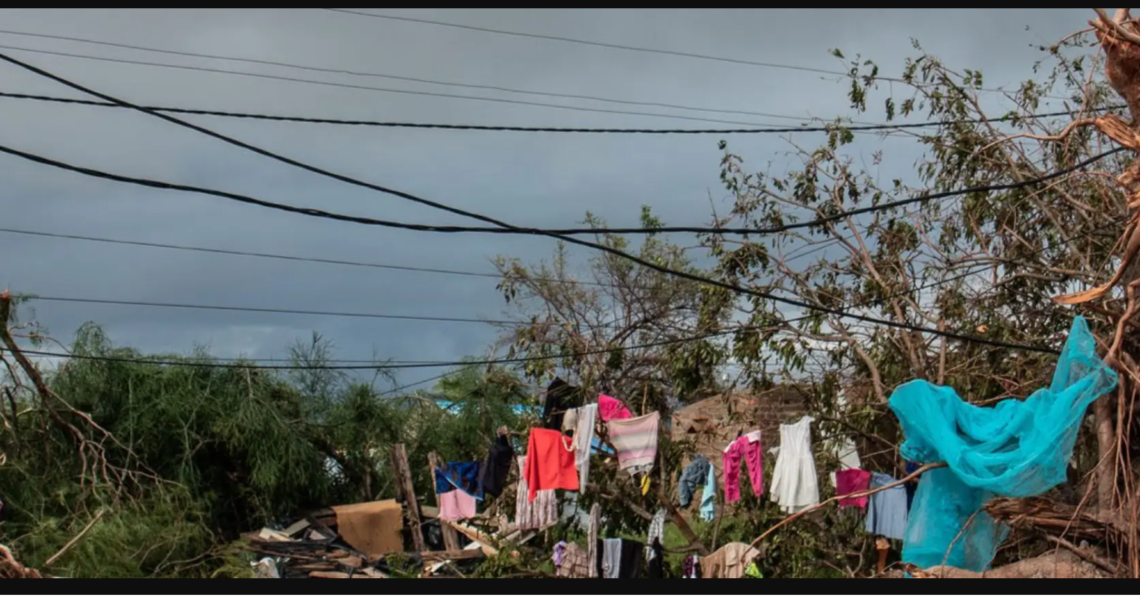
[{"left": 889, "top": 316, "right": 1117, "bottom": 572}]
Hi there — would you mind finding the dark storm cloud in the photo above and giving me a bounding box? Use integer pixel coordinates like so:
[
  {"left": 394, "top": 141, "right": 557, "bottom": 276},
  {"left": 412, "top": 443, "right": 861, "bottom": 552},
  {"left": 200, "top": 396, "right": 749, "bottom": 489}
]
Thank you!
[{"left": 0, "top": 9, "right": 1096, "bottom": 387}]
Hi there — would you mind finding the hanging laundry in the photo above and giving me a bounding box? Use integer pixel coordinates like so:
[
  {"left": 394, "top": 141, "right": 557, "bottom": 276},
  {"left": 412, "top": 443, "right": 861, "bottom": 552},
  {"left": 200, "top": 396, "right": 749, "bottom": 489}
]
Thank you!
[
  {"left": 571, "top": 403, "right": 598, "bottom": 493},
  {"left": 552, "top": 541, "right": 568, "bottom": 567},
  {"left": 439, "top": 489, "right": 477, "bottom": 522},
  {"left": 607, "top": 412, "right": 659, "bottom": 476},
  {"left": 829, "top": 437, "right": 862, "bottom": 488},
  {"left": 434, "top": 461, "right": 484, "bottom": 500},
  {"left": 561, "top": 407, "right": 579, "bottom": 435},
  {"left": 598, "top": 538, "right": 643, "bottom": 578},
  {"left": 479, "top": 434, "right": 514, "bottom": 498},
  {"left": 600, "top": 538, "right": 622, "bottom": 579},
  {"left": 645, "top": 508, "right": 666, "bottom": 560},
  {"left": 543, "top": 378, "right": 582, "bottom": 429},
  {"left": 744, "top": 562, "right": 763, "bottom": 578},
  {"left": 864, "top": 472, "right": 908, "bottom": 540},
  {"left": 835, "top": 468, "right": 872, "bottom": 509},
  {"left": 556, "top": 542, "right": 592, "bottom": 578},
  {"left": 587, "top": 503, "right": 600, "bottom": 578},
  {"left": 699, "top": 542, "right": 760, "bottom": 579},
  {"left": 769, "top": 415, "right": 820, "bottom": 513},
  {"left": 723, "top": 431, "right": 763, "bottom": 504},
  {"left": 682, "top": 554, "right": 701, "bottom": 579},
  {"left": 646, "top": 540, "right": 665, "bottom": 578},
  {"left": 514, "top": 455, "right": 558, "bottom": 530},
  {"left": 524, "top": 428, "right": 580, "bottom": 501},
  {"left": 677, "top": 455, "right": 711, "bottom": 508},
  {"left": 700, "top": 463, "right": 716, "bottom": 522},
  {"left": 598, "top": 393, "right": 633, "bottom": 422}
]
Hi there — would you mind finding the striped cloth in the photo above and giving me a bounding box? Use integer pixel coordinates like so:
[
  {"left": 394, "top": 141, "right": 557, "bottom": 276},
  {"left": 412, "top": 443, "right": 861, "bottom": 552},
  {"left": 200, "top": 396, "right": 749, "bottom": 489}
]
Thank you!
[
  {"left": 606, "top": 412, "right": 660, "bottom": 476},
  {"left": 514, "top": 455, "right": 558, "bottom": 530}
]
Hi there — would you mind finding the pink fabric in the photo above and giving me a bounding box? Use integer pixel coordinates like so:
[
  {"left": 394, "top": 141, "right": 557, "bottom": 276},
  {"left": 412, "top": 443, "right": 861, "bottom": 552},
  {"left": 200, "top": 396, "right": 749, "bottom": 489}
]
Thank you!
[
  {"left": 439, "top": 489, "right": 477, "bottom": 521},
  {"left": 723, "top": 434, "right": 763, "bottom": 504},
  {"left": 835, "top": 468, "right": 872, "bottom": 508},
  {"left": 598, "top": 394, "right": 633, "bottom": 422}
]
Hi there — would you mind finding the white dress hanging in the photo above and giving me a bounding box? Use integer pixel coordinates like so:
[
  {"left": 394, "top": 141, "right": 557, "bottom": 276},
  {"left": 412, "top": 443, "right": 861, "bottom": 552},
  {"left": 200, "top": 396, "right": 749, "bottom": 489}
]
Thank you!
[{"left": 769, "top": 415, "right": 820, "bottom": 514}]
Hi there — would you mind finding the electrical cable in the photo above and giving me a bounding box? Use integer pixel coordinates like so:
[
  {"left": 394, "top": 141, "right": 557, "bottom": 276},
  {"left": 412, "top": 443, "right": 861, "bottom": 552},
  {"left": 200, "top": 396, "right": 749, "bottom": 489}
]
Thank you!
[
  {"left": 0, "top": 91, "right": 1120, "bottom": 136},
  {"left": 2, "top": 51, "right": 1115, "bottom": 354}
]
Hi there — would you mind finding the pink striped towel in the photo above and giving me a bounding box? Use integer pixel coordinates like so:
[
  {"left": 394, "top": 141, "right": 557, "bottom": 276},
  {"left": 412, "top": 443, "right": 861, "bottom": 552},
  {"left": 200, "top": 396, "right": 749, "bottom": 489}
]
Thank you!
[{"left": 607, "top": 412, "right": 660, "bottom": 475}]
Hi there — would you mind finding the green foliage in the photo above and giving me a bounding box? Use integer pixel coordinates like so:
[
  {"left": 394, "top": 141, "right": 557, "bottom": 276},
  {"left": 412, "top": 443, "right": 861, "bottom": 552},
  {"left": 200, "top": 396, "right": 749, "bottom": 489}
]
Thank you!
[{"left": 1, "top": 319, "right": 530, "bottom": 578}]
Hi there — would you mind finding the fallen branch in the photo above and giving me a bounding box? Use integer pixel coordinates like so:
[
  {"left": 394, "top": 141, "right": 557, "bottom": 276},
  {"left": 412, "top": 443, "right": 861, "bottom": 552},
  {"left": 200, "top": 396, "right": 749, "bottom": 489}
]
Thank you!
[
  {"left": 748, "top": 462, "right": 946, "bottom": 550},
  {"left": 44, "top": 508, "right": 107, "bottom": 568},
  {"left": 0, "top": 543, "right": 41, "bottom": 579}
]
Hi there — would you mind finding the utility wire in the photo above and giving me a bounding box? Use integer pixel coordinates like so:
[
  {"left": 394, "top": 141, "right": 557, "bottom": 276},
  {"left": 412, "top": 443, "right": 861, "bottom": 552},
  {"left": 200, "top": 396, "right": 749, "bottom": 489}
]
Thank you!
[
  {"left": 1, "top": 52, "right": 1114, "bottom": 354},
  {"left": 0, "top": 141, "right": 1121, "bottom": 239},
  {"left": 0, "top": 91, "right": 1121, "bottom": 135},
  {"left": 323, "top": 9, "right": 1071, "bottom": 101},
  {"left": 21, "top": 295, "right": 527, "bottom": 325},
  {"left": 10, "top": 218, "right": 1114, "bottom": 371},
  {"left": 316, "top": 11, "right": 928, "bottom": 87},
  {"left": 0, "top": 28, "right": 841, "bottom": 124},
  {"left": 0, "top": 44, "right": 796, "bottom": 128},
  {"left": 0, "top": 224, "right": 919, "bottom": 290}
]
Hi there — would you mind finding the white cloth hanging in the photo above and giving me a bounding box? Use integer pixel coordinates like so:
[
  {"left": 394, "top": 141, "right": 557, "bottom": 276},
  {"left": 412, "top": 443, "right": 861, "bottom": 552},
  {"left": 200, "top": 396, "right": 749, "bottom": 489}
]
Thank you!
[
  {"left": 769, "top": 415, "right": 820, "bottom": 514},
  {"left": 645, "top": 508, "right": 667, "bottom": 562},
  {"left": 572, "top": 403, "right": 598, "bottom": 493}
]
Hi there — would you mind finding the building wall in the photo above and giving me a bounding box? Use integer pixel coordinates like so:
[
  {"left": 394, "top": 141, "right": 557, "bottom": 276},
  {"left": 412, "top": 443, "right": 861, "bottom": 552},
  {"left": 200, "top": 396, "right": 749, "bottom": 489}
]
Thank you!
[{"left": 670, "top": 388, "right": 810, "bottom": 474}]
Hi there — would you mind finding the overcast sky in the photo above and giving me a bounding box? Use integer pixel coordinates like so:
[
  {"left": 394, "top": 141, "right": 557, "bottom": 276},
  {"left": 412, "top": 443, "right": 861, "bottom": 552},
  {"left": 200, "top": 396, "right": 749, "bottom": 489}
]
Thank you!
[{"left": 0, "top": 9, "right": 1098, "bottom": 390}]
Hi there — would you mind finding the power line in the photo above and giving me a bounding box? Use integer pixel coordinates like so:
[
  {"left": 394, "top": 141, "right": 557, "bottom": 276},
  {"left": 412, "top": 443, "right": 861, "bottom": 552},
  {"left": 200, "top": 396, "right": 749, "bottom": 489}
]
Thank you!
[
  {"left": 0, "top": 141, "right": 1121, "bottom": 240},
  {"left": 21, "top": 295, "right": 527, "bottom": 325},
  {"left": 10, "top": 219, "right": 1113, "bottom": 372},
  {"left": 0, "top": 225, "right": 905, "bottom": 290},
  {"left": 0, "top": 91, "right": 1121, "bottom": 136},
  {"left": 0, "top": 52, "right": 1106, "bottom": 354},
  {"left": 0, "top": 28, "right": 840, "bottom": 124},
  {"left": 322, "top": 9, "right": 1063, "bottom": 100},
  {"left": 0, "top": 43, "right": 798, "bottom": 129}
]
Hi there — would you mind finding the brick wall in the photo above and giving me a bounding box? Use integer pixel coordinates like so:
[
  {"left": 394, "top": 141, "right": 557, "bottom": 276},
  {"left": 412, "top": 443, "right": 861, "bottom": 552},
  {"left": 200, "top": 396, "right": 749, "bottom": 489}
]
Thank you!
[{"left": 671, "top": 388, "right": 810, "bottom": 474}]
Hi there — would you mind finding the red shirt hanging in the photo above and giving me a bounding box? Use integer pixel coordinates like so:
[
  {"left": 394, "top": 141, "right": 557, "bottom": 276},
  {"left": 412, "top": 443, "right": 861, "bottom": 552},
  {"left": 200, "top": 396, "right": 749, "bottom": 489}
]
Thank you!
[{"left": 524, "top": 428, "right": 580, "bottom": 501}]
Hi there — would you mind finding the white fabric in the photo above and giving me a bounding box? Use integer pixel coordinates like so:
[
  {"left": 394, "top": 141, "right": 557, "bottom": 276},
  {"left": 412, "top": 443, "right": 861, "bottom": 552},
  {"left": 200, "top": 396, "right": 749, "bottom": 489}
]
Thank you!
[
  {"left": 645, "top": 508, "right": 667, "bottom": 562},
  {"left": 572, "top": 403, "right": 598, "bottom": 493},
  {"left": 828, "top": 437, "right": 862, "bottom": 488},
  {"left": 769, "top": 415, "right": 820, "bottom": 514}
]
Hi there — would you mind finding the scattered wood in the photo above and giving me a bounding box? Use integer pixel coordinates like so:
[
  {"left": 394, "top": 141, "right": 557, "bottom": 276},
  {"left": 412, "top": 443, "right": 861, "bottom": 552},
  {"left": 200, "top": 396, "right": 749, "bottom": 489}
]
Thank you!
[
  {"left": 390, "top": 444, "right": 426, "bottom": 552},
  {"left": 257, "top": 528, "right": 290, "bottom": 542},
  {"left": 446, "top": 522, "right": 499, "bottom": 557},
  {"left": 336, "top": 556, "right": 364, "bottom": 569},
  {"left": 309, "top": 571, "right": 350, "bottom": 579},
  {"left": 427, "top": 452, "right": 462, "bottom": 552},
  {"left": 281, "top": 519, "right": 310, "bottom": 538}
]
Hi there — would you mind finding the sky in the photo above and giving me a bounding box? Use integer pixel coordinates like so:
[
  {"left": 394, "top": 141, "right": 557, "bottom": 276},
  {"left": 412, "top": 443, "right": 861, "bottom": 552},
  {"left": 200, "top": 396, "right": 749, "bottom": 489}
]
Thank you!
[{"left": 0, "top": 9, "right": 1101, "bottom": 391}]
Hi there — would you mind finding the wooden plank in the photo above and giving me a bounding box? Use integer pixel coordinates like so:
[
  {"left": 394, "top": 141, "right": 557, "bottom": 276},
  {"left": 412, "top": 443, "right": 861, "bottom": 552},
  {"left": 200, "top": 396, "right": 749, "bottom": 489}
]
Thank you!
[
  {"left": 390, "top": 444, "right": 426, "bottom": 552},
  {"left": 427, "top": 451, "right": 461, "bottom": 552},
  {"left": 419, "top": 548, "right": 484, "bottom": 562},
  {"left": 309, "top": 571, "right": 350, "bottom": 579},
  {"left": 445, "top": 522, "right": 499, "bottom": 556},
  {"left": 281, "top": 519, "right": 310, "bottom": 537}
]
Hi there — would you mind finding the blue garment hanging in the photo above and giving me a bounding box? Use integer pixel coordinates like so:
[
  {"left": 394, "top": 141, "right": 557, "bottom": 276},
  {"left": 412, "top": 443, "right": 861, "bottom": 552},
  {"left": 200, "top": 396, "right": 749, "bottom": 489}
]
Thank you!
[
  {"left": 889, "top": 316, "right": 1116, "bottom": 572},
  {"left": 434, "top": 461, "right": 484, "bottom": 500},
  {"left": 700, "top": 462, "right": 717, "bottom": 522}
]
